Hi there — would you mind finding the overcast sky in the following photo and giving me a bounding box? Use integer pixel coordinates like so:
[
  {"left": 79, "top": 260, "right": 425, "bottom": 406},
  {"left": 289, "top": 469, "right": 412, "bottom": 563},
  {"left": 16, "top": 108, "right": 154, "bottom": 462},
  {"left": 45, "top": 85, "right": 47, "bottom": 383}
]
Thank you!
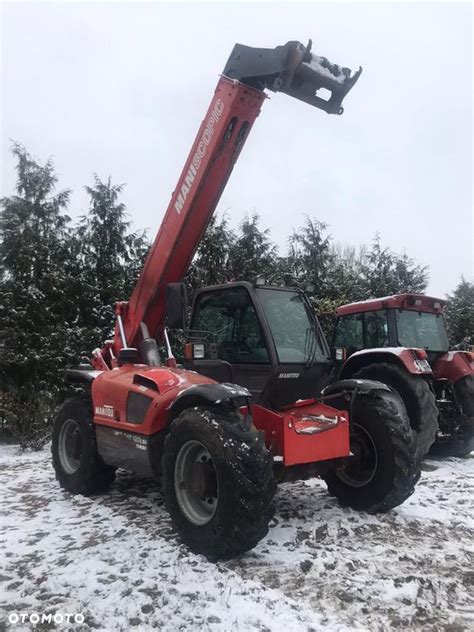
[{"left": 1, "top": 1, "right": 472, "bottom": 296}]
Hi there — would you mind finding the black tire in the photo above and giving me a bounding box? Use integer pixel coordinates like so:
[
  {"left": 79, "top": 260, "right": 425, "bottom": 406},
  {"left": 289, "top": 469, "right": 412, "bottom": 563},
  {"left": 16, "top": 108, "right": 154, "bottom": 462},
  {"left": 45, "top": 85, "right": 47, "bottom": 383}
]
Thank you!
[
  {"left": 353, "top": 363, "right": 438, "bottom": 460},
  {"left": 322, "top": 389, "right": 420, "bottom": 512},
  {"left": 456, "top": 374, "right": 474, "bottom": 417},
  {"left": 52, "top": 396, "right": 116, "bottom": 494},
  {"left": 430, "top": 375, "right": 474, "bottom": 458},
  {"left": 162, "top": 406, "right": 276, "bottom": 561}
]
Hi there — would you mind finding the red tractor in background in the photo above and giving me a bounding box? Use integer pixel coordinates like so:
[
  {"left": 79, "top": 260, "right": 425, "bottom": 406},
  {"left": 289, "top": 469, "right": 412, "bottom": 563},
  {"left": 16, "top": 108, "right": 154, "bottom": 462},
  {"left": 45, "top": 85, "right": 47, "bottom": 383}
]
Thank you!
[
  {"left": 52, "top": 39, "right": 421, "bottom": 561},
  {"left": 332, "top": 293, "right": 474, "bottom": 457}
]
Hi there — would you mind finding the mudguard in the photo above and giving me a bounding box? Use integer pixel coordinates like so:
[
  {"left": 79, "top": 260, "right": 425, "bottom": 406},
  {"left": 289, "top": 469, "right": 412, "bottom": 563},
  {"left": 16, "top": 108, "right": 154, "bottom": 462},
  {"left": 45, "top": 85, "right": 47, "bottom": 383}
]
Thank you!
[
  {"left": 321, "top": 379, "right": 398, "bottom": 432},
  {"left": 168, "top": 382, "right": 251, "bottom": 419},
  {"left": 339, "top": 348, "right": 432, "bottom": 379},
  {"left": 322, "top": 378, "right": 392, "bottom": 399},
  {"left": 65, "top": 367, "right": 102, "bottom": 384},
  {"left": 432, "top": 351, "right": 474, "bottom": 383}
]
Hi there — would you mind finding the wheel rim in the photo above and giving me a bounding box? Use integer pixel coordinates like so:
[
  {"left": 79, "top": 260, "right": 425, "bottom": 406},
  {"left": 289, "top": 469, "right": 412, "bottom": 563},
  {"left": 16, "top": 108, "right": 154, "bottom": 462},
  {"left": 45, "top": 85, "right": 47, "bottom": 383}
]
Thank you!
[
  {"left": 174, "top": 440, "right": 218, "bottom": 526},
  {"left": 58, "top": 419, "right": 82, "bottom": 475},
  {"left": 336, "top": 423, "right": 378, "bottom": 488}
]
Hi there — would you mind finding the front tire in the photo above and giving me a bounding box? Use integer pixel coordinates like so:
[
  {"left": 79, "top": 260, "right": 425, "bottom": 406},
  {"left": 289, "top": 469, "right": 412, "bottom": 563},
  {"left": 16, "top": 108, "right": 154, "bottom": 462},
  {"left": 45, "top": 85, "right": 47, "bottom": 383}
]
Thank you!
[
  {"left": 162, "top": 406, "right": 275, "bottom": 560},
  {"left": 322, "top": 389, "right": 419, "bottom": 512},
  {"left": 353, "top": 363, "right": 438, "bottom": 460},
  {"left": 52, "top": 396, "right": 116, "bottom": 494}
]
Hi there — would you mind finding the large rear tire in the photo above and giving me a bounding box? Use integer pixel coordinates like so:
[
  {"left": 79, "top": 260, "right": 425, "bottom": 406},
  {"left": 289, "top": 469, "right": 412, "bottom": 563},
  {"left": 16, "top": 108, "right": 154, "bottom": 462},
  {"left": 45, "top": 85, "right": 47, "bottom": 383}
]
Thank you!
[
  {"left": 353, "top": 363, "right": 438, "bottom": 460},
  {"left": 162, "top": 406, "right": 275, "bottom": 561},
  {"left": 322, "top": 389, "right": 419, "bottom": 512},
  {"left": 52, "top": 396, "right": 116, "bottom": 494},
  {"left": 430, "top": 375, "right": 474, "bottom": 458}
]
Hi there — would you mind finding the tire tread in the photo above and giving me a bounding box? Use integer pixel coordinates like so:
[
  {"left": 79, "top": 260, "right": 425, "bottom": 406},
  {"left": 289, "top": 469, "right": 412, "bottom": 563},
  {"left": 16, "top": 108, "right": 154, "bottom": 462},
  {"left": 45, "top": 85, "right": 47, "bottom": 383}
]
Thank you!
[
  {"left": 353, "top": 363, "right": 438, "bottom": 459},
  {"left": 162, "top": 406, "right": 275, "bottom": 560}
]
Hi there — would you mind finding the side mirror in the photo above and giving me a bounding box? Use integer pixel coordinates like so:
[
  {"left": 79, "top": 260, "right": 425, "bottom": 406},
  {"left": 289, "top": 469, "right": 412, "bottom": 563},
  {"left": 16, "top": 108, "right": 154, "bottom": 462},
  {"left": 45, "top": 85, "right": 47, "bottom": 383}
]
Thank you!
[
  {"left": 332, "top": 347, "right": 347, "bottom": 362},
  {"left": 166, "top": 283, "right": 188, "bottom": 329}
]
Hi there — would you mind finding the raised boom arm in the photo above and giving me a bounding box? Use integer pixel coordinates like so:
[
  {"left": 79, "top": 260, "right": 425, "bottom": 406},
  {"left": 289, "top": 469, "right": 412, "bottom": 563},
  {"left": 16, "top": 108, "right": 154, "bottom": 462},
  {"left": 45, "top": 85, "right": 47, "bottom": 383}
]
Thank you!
[{"left": 93, "top": 40, "right": 361, "bottom": 369}]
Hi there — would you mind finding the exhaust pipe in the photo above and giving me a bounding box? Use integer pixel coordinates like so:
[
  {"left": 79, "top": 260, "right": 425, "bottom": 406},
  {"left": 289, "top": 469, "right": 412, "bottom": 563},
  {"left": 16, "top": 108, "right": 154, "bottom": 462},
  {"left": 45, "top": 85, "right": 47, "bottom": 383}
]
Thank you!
[{"left": 223, "top": 39, "right": 362, "bottom": 115}]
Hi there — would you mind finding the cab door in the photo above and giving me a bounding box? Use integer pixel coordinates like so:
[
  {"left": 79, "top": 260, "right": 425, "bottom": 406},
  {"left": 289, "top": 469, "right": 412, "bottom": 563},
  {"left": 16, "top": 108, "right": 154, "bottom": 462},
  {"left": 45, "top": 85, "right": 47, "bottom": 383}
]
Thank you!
[{"left": 187, "top": 284, "right": 275, "bottom": 402}]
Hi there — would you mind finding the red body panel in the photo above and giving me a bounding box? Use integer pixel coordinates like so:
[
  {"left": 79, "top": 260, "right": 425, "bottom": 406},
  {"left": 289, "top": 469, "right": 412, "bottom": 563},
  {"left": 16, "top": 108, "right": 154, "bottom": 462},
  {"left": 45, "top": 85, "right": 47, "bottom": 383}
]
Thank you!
[
  {"left": 92, "top": 367, "right": 350, "bottom": 466},
  {"left": 91, "top": 365, "right": 215, "bottom": 436},
  {"left": 336, "top": 293, "right": 446, "bottom": 317},
  {"left": 341, "top": 347, "right": 432, "bottom": 378},
  {"left": 432, "top": 351, "right": 474, "bottom": 383},
  {"left": 106, "top": 77, "right": 266, "bottom": 359},
  {"left": 251, "top": 401, "right": 350, "bottom": 466}
]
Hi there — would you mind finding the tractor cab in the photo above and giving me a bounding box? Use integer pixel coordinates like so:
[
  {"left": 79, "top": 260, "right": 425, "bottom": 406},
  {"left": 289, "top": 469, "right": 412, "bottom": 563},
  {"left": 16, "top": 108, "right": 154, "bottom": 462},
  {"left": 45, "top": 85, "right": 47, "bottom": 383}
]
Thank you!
[
  {"left": 333, "top": 293, "right": 449, "bottom": 366},
  {"left": 169, "top": 282, "right": 332, "bottom": 409}
]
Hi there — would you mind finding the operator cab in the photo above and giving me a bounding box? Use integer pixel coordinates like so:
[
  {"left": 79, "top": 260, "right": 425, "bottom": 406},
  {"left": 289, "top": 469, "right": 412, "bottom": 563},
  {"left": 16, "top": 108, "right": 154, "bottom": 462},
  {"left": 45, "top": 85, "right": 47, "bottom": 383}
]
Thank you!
[
  {"left": 332, "top": 293, "right": 449, "bottom": 365},
  {"left": 169, "top": 282, "right": 332, "bottom": 409}
]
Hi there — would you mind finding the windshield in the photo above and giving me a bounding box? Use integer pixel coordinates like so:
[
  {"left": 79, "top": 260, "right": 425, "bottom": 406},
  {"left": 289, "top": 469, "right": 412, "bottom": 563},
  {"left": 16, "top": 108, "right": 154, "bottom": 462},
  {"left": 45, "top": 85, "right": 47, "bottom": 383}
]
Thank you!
[
  {"left": 396, "top": 310, "right": 449, "bottom": 352},
  {"left": 257, "top": 288, "right": 328, "bottom": 363}
]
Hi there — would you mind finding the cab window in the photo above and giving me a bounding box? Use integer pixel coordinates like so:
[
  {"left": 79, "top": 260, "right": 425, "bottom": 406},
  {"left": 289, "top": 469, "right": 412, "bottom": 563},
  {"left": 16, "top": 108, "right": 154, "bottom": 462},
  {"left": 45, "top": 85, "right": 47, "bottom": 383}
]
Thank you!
[
  {"left": 334, "top": 314, "right": 364, "bottom": 356},
  {"left": 257, "top": 288, "right": 327, "bottom": 363},
  {"left": 191, "top": 288, "right": 270, "bottom": 364},
  {"left": 365, "top": 310, "right": 389, "bottom": 348},
  {"left": 396, "top": 310, "right": 449, "bottom": 352}
]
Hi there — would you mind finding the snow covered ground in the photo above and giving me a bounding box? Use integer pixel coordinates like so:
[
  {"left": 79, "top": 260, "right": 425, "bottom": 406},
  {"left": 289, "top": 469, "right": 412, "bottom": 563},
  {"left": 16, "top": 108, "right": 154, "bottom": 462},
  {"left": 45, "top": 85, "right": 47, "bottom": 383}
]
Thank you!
[{"left": 0, "top": 445, "right": 473, "bottom": 631}]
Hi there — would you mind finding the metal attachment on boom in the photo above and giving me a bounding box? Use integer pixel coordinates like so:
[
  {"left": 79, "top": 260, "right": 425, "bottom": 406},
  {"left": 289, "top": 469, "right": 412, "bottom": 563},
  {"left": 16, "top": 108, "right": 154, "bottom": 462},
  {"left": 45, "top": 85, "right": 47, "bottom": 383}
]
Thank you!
[
  {"left": 223, "top": 39, "right": 362, "bottom": 114},
  {"left": 140, "top": 322, "right": 162, "bottom": 367},
  {"left": 116, "top": 313, "right": 128, "bottom": 348},
  {"left": 163, "top": 328, "right": 177, "bottom": 368}
]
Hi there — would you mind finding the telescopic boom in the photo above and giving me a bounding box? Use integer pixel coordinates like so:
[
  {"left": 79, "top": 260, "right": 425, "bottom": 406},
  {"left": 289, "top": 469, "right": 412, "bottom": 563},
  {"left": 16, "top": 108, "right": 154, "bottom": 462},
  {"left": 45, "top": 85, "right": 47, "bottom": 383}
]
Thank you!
[{"left": 93, "top": 40, "right": 361, "bottom": 369}]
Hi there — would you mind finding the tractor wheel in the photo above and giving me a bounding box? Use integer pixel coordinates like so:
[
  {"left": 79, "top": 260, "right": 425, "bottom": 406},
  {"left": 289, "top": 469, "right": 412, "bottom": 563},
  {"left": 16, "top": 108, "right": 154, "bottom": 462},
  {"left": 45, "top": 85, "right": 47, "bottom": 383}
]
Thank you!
[
  {"left": 353, "top": 363, "right": 438, "bottom": 460},
  {"left": 52, "top": 396, "right": 116, "bottom": 494},
  {"left": 162, "top": 406, "right": 276, "bottom": 561},
  {"left": 430, "top": 375, "right": 474, "bottom": 458},
  {"left": 322, "top": 389, "right": 419, "bottom": 512}
]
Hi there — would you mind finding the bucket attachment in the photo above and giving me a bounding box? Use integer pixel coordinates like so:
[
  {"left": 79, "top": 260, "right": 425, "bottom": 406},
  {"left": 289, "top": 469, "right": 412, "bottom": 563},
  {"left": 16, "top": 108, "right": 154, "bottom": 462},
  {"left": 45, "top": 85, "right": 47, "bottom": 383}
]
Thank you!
[{"left": 223, "top": 39, "right": 362, "bottom": 115}]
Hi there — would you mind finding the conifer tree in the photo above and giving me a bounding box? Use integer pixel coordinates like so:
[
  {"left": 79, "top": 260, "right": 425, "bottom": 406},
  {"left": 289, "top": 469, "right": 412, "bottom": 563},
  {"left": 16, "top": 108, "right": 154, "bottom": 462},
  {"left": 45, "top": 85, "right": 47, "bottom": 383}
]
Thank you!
[
  {"left": 228, "top": 213, "right": 278, "bottom": 284},
  {"left": 287, "top": 217, "right": 332, "bottom": 296},
  {"left": 360, "top": 234, "right": 428, "bottom": 297},
  {"left": 445, "top": 278, "right": 474, "bottom": 348},
  {"left": 77, "top": 175, "right": 149, "bottom": 347},
  {"left": 0, "top": 144, "right": 72, "bottom": 446},
  {"left": 186, "top": 214, "right": 235, "bottom": 289}
]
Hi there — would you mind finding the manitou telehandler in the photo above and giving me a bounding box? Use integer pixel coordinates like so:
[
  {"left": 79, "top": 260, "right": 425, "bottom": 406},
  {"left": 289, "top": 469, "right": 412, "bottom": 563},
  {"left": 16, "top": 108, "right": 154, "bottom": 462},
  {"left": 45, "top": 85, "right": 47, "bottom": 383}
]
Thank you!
[
  {"left": 53, "top": 39, "right": 420, "bottom": 561},
  {"left": 332, "top": 293, "right": 474, "bottom": 457}
]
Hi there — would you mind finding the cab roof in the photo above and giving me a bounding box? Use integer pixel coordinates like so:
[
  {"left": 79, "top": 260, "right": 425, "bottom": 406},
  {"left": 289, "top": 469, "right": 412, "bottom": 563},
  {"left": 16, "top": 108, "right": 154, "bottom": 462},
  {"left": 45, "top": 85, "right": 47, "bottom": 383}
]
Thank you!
[{"left": 336, "top": 293, "right": 447, "bottom": 317}]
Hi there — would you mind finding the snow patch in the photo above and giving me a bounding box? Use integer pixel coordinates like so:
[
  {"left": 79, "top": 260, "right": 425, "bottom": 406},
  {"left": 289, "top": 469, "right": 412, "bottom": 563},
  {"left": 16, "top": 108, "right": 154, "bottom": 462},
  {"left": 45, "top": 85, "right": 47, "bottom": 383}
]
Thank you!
[{"left": 0, "top": 446, "right": 472, "bottom": 630}]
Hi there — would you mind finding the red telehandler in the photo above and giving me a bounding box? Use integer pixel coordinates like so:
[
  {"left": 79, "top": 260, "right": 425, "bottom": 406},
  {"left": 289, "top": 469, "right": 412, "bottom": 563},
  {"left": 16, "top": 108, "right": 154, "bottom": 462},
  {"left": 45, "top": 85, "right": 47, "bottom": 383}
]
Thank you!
[{"left": 52, "top": 40, "right": 420, "bottom": 560}]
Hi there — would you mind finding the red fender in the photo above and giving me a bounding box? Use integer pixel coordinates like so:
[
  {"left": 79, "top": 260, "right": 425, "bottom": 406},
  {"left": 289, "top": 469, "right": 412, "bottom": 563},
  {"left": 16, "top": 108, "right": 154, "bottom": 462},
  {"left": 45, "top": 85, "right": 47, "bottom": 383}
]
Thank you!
[
  {"left": 339, "top": 347, "right": 432, "bottom": 379},
  {"left": 432, "top": 351, "right": 474, "bottom": 384}
]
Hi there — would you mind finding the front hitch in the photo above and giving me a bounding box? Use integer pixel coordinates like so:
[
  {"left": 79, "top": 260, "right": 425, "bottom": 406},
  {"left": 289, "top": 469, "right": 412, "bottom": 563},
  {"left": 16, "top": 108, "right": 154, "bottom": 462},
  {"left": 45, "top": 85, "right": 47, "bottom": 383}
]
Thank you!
[{"left": 223, "top": 39, "right": 362, "bottom": 114}]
